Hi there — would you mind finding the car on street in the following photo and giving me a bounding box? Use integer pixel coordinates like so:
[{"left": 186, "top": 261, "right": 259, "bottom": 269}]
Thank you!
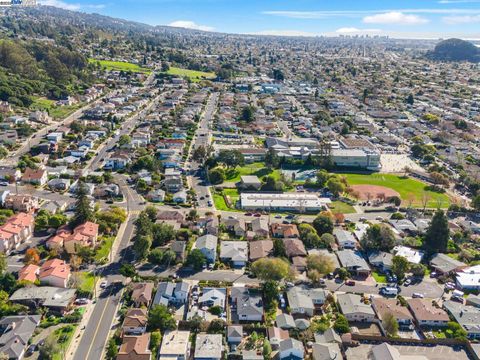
[
  {"left": 445, "top": 282, "right": 456, "bottom": 290},
  {"left": 26, "top": 344, "right": 37, "bottom": 356},
  {"left": 0, "top": 181, "right": 8, "bottom": 186},
  {"left": 403, "top": 278, "right": 412, "bottom": 286},
  {"left": 245, "top": 213, "right": 252, "bottom": 216},
  {"left": 412, "top": 293, "right": 424, "bottom": 298},
  {"left": 274, "top": 215, "right": 282, "bottom": 219},
  {"left": 254, "top": 213, "right": 261, "bottom": 217},
  {"left": 345, "top": 280, "right": 355, "bottom": 286},
  {"left": 207, "top": 200, "right": 213, "bottom": 207},
  {"left": 100, "top": 281, "right": 108, "bottom": 289}
]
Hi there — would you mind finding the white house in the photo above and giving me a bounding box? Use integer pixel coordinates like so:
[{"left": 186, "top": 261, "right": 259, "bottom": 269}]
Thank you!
[
  {"left": 194, "top": 235, "right": 218, "bottom": 263},
  {"left": 279, "top": 339, "right": 305, "bottom": 360}
]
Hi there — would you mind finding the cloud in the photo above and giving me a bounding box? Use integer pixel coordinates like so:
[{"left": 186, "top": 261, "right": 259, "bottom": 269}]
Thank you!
[
  {"left": 38, "top": 0, "right": 81, "bottom": 10},
  {"left": 335, "top": 27, "right": 382, "bottom": 34},
  {"left": 363, "top": 12, "right": 429, "bottom": 25},
  {"left": 443, "top": 15, "right": 480, "bottom": 24},
  {"left": 249, "top": 30, "right": 317, "bottom": 37},
  {"left": 168, "top": 20, "right": 214, "bottom": 32}
]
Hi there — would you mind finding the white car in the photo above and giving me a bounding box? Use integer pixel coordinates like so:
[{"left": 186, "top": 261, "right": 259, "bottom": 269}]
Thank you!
[{"left": 100, "top": 281, "right": 108, "bottom": 289}]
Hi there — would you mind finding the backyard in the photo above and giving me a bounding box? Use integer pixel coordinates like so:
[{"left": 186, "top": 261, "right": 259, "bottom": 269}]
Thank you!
[
  {"left": 30, "top": 97, "right": 83, "bottom": 119},
  {"left": 338, "top": 173, "right": 451, "bottom": 208},
  {"left": 329, "top": 200, "right": 356, "bottom": 214},
  {"left": 212, "top": 188, "right": 240, "bottom": 211},
  {"left": 224, "top": 163, "right": 282, "bottom": 183}
]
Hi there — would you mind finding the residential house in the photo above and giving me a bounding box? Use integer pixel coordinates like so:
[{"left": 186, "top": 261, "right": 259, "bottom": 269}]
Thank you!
[
  {"left": 0, "top": 167, "right": 20, "bottom": 181},
  {"left": 220, "top": 241, "right": 248, "bottom": 267},
  {"left": 227, "top": 325, "right": 243, "bottom": 344},
  {"left": 368, "top": 251, "right": 394, "bottom": 272},
  {"left": 3, "top": 194, "right": 39, "bottom": 212},
  {"left": 407, "top": 298, "right": 449, "bottom": 327},
  {"left": 104, "top": 151, "right": 131, "bottom": 170},
  {"left": 223, "top": 218, "right": 246, "bottom": 237},
  {"left": 457, "top": 265, "right": 480, "bottom": 291},
  {"left": 312, "top": 343, "right": 343, "bottom": 360},
  {"left": 153, "top": 282, "right": 190, "bottom": 306},
  {"left": 18, "top": 264, "right": 39, "bottom": 283},
  {"left": 0, "top": 315, "right": 41, "bottom": 360},
  {"left": 267, "top": 327, "right": 289, "bottom": 350},
  {"left": 38, "top": 259, "right": 71, "bottom": 288},
  {"left": 173, "top": 190, "right": 187, "bottom": 204},
  {"left": 372, "top": 298, "right": 413, "bottom": 328},
  {"left": 336, "top": 250, "right": 371, "bottom": 277},
  {"left": 21, "top": 168, "right": 47, "bottom": 186},
  {"left": 337, "top": 293, "right": 375, "bottom": 323},
  {"left": 443, "top": 300, "right": 480, "bottom": 339},
  {"left": 10, "top": 287, "right": 76, "bottom": 314},
  {"left": 333, "top": 229, "right": 357, "bottom": 249},
  {"left": 194, "top": 334, "right": 223, "bottom": 360},
  {"left": 271, "top": 223, "right": 300, "bottom": 239},
  {"left": 170, "top": 241, "right": 186, "bottom": 261},
  {"left": 283, "top": 239, "right": 307, "bottom": 258},
  {"left": 314, "top": 329, "right": 342, "bottom": 345},
  {"left": 276, "top": 314, "right": 296, "bottom": 330},
  {"left": 63, "top": 221, "right": 99, "bottom": 254},
  {"left": 47, "top": 178, "right": 71, "bottom": 192},
  {"left": 287, "top": 286, "right": 326, "bottom": 317},
  {"left": 248, "top": 218, "right": 269, "bottom": 239},
  {"left": 197, "top": 216, "right": 219, "bottom": 236},
  {"left": 279, "top": 338, "right": 304, "bottom": 360},
  {"left": 194, "top": 235, "right": 218, "bottom": 264},
  {"left": 159, "top": 330, "right": 190, "bottom": 360},
  {"left": 117, "top": 333, "right": 152, "bottom": 360},
  {"left": 122, "top": 308, "right": 148, "bottom": 335},
  {"left": 146, "top": 189, "right": 165, "bottom": 203},
  {"left": 157, "top": 211, "right": 185, "bottom": 224},
  {"left": 430, "top": 253, "right": 467, "bottom": 275},
  {"left": 0, "top": 212, "right": 34, "bottom": 254},
  {"left": 131, "top": 283, "right": 154, "bottom": 308},
  {"left": 230, "top": 286, "right": 263, "bottom": 322},
  {"left": 199, "top": 288, "right": 226, "bottom": 310},
  {"left": 389, "top": 219, "right": 418, "bottom": 236},
  {"left": 249, "top": 240, "right": 273, "bottom": 262},
  {"left": 392, "top": 246, "right": 424, "bottom": 264}
]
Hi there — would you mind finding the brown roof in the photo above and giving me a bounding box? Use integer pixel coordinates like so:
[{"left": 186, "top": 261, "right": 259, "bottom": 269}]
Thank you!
[
  {"left": 249, "top": 240, "right": 273, "bottom": 261},
  {"left": 123, "top": 308, "right": 148, "bottom": 328},
  {"left": 131, "top": 283, "right": 154, "bottom": 305},
  {"left": 283, "top": 239, "right": 307, "bottom": 258},
  {"left": 22, "top": 168, "right": 45, "bottom": 181},
  {"left": 117, "top": 333, "right": 151, "bottom": 360},
  {"left": 372, "top": 297, "right": 413, "bottom": 321},
  {"left": 407, "top": 298, "right": 449, "bottom": 322},
  {"left": 267, "top": 326, "right": 290, "bottom": 341},
  {"left": 271, "top": 223, "right": 300, "bottom": 238}
]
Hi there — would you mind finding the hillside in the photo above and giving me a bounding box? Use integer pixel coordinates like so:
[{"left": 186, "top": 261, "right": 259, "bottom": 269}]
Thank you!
[{"left": 428, "top": 38, "right": 480, "bottom": 62}]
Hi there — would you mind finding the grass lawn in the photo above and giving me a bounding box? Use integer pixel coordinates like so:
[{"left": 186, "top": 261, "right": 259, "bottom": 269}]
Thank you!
[
  {"left": 372, "top": 271, "right": 387, "bottom": 283},
  {"left": 212, "top": 189, "right": 240, "bottom": 211},
  {"left": 164, "top": 66, "right": 215, "bottom": 82},
  {"left": 89, "top": 59, "right": 151, "bottom": 74},
  {"left": 51, "top": 325, "right": 77, "bottom": 360},
  {"left": 339, "top": 173, "right": 451, "bottom": 208},
  {"left": 95, "top": 235, "right": 115, "bottom": 262},
  {"left": 30, "top": 98, "right": 82, "bottom": 119},
  {"left": 224, "top": 163, "right": 281, "bottom": 183},
  {"left": 329, "top": 201, "right": 356, "bottom": 214},
  {"left": 76, "top": 271, "right": 95, "bottom": 294}
]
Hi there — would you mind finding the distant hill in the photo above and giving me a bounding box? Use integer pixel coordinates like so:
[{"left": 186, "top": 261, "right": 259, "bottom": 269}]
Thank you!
[{"left": 428, "top": 38, "right": 480, "bottom": 62}]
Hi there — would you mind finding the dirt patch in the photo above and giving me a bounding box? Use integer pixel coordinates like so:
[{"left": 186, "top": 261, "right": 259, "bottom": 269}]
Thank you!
[{"left": 351, "top": 184, "right": 400, "bottom": 201}]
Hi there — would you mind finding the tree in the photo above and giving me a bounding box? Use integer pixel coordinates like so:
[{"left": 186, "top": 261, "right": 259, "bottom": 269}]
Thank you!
[
  {"left": 39, "top": 335, "right": 60, "bottom": 360},
  {"left": 360, "top": 224, "right": 396, "bottom": 251},
  {"left": 119, "top": 264, "right": 137, "bottom": 278},
  {"left": 392, "top": 256, "right": 409, "bottom": 280},
  {"left": 0, "top": 253, "right": 6, "bottom": 275},
  {"left": 241, "top": 106, "right": 255, "bottom": 122},
  {"left": 133, "top": 234, "right": 152, "bottom": 260},
  {"left": 307, "top": 254, "right": 335, "bottom": 277},
  {"left": 472, "top": 194, "right": 480, "bottom": 210},
  {"left": 424, "top": 210, "right": 449, "bottom": 253},
  {"left": 261, "top": 176, "right": 283, "bottom": 192},
  {"left": 338, "top": 268, "right": 349, "bottom": 280},
  {"left": 383, "top": 313, "right": 399, "bottom": 337},
  {"left": 406, "top": 93, "right": 414, "bottom": 105},
  {"left": 148, "top": 305, "right": 176, "bottom": 332},
  {"left": 263, "top": 339, "right": 272, "bottom": 360},
  {"left": 70, "top": 181, "right": 95, "bottom": 228},
  {"left": 446, "top": 321, "right": 468, "bottom": 340},
  {"left": 273, "top": 238, "right": 286, "bottom": 257},
  {"left": 118, "top": 134, "right": 131, "bottom": 147},
  {"left": 149, "top": 330, "right": 161, "bottom": 355},
  {"left": 312, "top": 214, "right": 334, "bottom": 236},
  {"left": 304, "top": 232, "right": 322, "bottom": 249},
  {"left": 106, "top": 337, "right": 118, "bottom": 360},
  {"left": 316, "top": 170, "right": 330, "bottom": 187},
  {"left": 320, "top": 233, "right": 335, "bottom": 248},
  {"left": 152, "top": 223, "right": 175, "bottom": 247},
  {"left": 326, "top": 178, "right": 345, "bottom": 197},
  {"left": 24, "top": 248, "right": 40, "bottom": 265},
  {"left": 186, "top": 249, "right": 206, "bottom": 271},
  {"left": 262, "top": 280, "right": 279, "bottom": 306},
  {"left": 251, "top": 258, "right": 291, "bottom": 281},
  {"left": 217, "top": 150, "right": 245, "bottom": 169},
  {"left": 410, "top": 263, "right": 426, "bottom": 277},
  {"left": 208, "top": 168, "right": 225, "bottom": 185},
  {"left": 430, "top": 172, "right": 449, "bottom": 188},
  {"left": 334, "top": 314, "right": 350, "bottom": 334},
  {"left": 208, "top": 319, "right": 226, "bottom": 334},
  {"left": 265, "top": 148, "right": 280, "bottom": 169}
]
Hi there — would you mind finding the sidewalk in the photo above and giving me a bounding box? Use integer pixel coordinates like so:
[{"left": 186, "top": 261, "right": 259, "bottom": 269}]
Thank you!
[{"left": 65, "top": 297, "right": 97, "bottom": 360}]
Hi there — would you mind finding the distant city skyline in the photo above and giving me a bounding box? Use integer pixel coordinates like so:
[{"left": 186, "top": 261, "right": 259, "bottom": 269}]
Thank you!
[{"left": 38, "top": 0, "right": 480, "bottom": 39}]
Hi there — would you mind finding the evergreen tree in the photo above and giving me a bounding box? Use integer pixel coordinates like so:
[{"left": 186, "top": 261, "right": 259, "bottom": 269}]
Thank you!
[
  {"left": 70, "top": 181, "right": 94, "bottom": 228},
  {"left": 424, "top": 210, "right": 449, "bottom": 253}
]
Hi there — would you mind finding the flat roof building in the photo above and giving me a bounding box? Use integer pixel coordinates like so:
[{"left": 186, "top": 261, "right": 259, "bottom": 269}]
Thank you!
[
  {"left": 240, "top": 193, "right": 331, "bottom": 213},
  {"left": 159, "top": 330, "right": 190, "bottom": 360}
]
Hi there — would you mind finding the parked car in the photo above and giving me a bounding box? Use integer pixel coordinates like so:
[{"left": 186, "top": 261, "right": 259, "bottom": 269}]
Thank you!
[
  {"left": 412, "top": 293, "right": 424, "bottom": 298},
  {"left": 445, "top": 282, "right": 456, "bottom": 290},
  {"left": 345, "top": 280, "right": 356, "bottom": 286},
  {"left": 403, "top": 278, "right": 412, "bottom": 286},
  {"left": 100, "top": 281, "right": 108, "bottom": 289}
]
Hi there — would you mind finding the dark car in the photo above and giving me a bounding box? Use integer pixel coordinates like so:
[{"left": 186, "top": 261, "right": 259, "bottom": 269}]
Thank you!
[{"left": 26, "top": 344, "right": 37, "bottom": 356}]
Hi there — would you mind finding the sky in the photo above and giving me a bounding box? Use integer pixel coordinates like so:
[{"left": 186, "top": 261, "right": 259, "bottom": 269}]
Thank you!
[{"left": 38, "top": 0, "right": 480, "bottom": 39}]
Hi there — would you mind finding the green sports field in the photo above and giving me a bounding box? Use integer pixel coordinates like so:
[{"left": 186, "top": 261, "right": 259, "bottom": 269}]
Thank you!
[
  {"left": 89, "top": 59, "right": 151, "bottom": 74},
  {"left": 339, "top": 173, "right": 451, "bottom": 208}
]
